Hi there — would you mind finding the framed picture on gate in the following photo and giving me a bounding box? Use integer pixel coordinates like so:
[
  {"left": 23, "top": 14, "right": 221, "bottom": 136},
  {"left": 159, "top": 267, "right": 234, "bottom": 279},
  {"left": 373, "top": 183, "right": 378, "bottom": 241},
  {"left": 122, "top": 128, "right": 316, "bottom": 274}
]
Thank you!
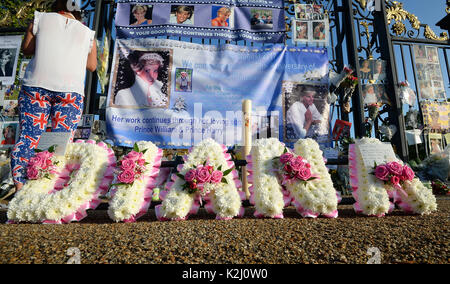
[
  {"left": 332, "top": 120, "right": 352, "bottom": 141},
  {"left": 428, "top": 133, "right": 443, "bottom": 155}
]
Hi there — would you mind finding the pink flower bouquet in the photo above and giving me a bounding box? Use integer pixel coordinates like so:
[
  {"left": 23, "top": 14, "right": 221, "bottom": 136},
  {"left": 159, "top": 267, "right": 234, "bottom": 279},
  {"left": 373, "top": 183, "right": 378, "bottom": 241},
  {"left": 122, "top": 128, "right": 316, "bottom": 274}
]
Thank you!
[
  {"left": 114, "top": 149, "right": 148, "bottom": 186},
  {"left": 27, "top": 150, "right": 58, "bottom": 180},
  {"left": 372, "top": 161, "right": 415, "bottom": 189},
  {"left": 177, "top": 162, "right": 232, "bottom": 196},
  {"left": 275, "top": 150, "right": 318, "bottom": 185}
]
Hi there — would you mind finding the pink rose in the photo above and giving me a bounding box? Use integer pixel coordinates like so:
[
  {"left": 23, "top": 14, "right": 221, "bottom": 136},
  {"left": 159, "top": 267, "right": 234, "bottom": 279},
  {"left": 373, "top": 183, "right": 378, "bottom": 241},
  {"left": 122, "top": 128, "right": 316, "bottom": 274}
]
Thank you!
[
  {"left": 390, "top": 175, "right": 400, "bottom": 186},
  {"left": 296, "top": 167, "right": 312, "bottom": 181},
  {"left": 283, "top": 163, "right": 294, "bottom": 174},
  {"left": 205, "top": 165, "right": 214, "bottom": 173},
  {"left": 120, "top": 158, "right": 136, "bottom": 171},
  {"left": 45, "top": 159, "right": 53, "bottom": 168},
  {"left": 374, "top": 165, "right": 390, "bottom": 181},
  {"left": 290, "top": 156, "right": 306, "bottom": 172},
  {"left": 196, "top": 166, "right": 211, "bottom": 183},
  {"left": 386, "top": 162, "right": 403, "bottom": 176},
  {"left": 280, "top": 153, "right": 294, "bottom": 164},
  {"left": 27, "top": 166, "right": 39, "bottom": 180},
  {"left": 117, "top": 169, "right": 135, "bottom": 184},
  {"left": 402, "top": 165, "right": 415, "bottom": 181},
  {"left": 184, "top": 169, "right": 197, "bottom": 182},
  {"left": 126, "top": 151, "right": 143, "bottom": 161},
  {"left": 29, "top": 156, "right": 46, "bottom": 168},
  {"left": 37, "top": 151, "right": 53, "bottom": 160},
  {"left": 137, "top": 159, "right": 146, "bottom": 167},
  {"left": 210, "top": 170, "right": 223, "bottom": 184}
]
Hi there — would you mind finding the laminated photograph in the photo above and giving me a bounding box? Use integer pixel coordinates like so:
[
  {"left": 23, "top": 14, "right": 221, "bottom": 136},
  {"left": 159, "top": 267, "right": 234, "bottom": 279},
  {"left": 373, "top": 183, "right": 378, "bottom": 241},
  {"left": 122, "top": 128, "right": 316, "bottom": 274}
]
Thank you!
[
  {"left": 0, "top": 122, "right": 19, "bottom": 148},
  {"left": 0, "top": 35, "right": 22, "bottom": 86}
]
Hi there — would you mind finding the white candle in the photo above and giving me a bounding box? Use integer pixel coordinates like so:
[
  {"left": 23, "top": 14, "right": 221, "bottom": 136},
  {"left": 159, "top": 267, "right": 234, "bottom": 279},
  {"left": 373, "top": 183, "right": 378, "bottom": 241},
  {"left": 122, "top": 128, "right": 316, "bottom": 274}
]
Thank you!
[{"left": 242, "top": 100, "right": 252, "bottom": 199}]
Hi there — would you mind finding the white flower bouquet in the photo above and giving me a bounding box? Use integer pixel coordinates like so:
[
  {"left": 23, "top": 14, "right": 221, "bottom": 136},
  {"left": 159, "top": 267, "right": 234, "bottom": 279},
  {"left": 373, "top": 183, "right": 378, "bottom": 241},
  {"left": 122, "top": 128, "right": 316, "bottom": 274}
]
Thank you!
[
  {"left": 349, "top": 138, "right": 437, "bottom": 216},
  {"left": 247, "top": 138, "right": 338, "bottom": 218},
  {"left": 156, "top": 138, "right": 244, "bottom": 221},
  {"left": 246, "top": 138, "right": 288, "bottom": 218},
  {"left": 107, "top": 141, "right": 162, "bottom": 222},
  {"left": 7, "top": 140, "right": 116, "bottom": 224},
  {"left": 287, "top": 139, "right": 339, "bottom": 218}
]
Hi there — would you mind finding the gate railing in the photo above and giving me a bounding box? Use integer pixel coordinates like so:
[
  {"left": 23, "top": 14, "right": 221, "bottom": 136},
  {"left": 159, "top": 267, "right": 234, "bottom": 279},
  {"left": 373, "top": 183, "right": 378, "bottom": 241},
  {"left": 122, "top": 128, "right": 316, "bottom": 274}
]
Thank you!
[{"left": 1, "top": 0, "right": 448, "bottom": 163}]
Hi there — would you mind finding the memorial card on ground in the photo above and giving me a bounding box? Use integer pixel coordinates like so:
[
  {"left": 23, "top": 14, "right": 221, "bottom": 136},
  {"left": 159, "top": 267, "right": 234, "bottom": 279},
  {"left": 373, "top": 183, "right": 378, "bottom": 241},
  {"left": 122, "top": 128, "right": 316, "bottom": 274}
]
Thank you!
[
  {"left": 37, "top": 132, "right": 72, "bottom": 156},
  {"left": 356, "top": 141, "right": 397, "bottom": 168}
]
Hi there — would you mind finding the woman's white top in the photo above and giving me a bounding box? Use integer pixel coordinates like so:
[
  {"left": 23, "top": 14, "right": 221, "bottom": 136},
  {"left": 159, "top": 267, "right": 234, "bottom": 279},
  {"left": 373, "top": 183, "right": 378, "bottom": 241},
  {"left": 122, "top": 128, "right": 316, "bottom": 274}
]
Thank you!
[{"left": 22, "top": 11, "right": 95, "bottom": 95}]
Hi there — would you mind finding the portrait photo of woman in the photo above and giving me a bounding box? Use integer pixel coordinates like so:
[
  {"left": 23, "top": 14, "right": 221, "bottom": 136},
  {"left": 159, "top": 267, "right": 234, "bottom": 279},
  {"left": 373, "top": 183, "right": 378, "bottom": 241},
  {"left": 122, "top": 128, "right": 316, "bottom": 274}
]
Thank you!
[
  {"left": 113, "top": 49, "right": 171, "bottom": 108},
  {"left": 1, "top": 123, "right": 17, "bottom": 146},
  {"left": 359, "top": 59, "right": 372, "bottom": 81},
  {"left": 211, "top": 6, "right": 232, "bottom": 27},
  {"left": 170, "top": 5, "right": 194, "bottom": 25},
  {"left": 129, "top": 5, "right": 153, "bottom": 26},
  {"left": 294, "top": 21, "right": 308, "bottom": 41},
  {"left": 0, "top": 49, "right": 15, "bottom": 77}
]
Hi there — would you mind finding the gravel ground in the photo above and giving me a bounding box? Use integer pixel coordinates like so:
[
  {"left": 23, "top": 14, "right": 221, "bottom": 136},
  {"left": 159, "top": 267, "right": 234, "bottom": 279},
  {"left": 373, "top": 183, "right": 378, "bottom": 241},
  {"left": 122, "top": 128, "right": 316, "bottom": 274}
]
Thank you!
[{"left": 0, "top": 198, "right": 449, "bottom": 264}]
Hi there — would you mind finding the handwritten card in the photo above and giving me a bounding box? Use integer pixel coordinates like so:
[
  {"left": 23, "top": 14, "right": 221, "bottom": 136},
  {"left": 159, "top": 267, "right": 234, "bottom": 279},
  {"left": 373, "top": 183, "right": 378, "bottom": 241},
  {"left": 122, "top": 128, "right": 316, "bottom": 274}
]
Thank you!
[
  {"left": 37, "top": 132, "right": 72, "bottom": 156},
  {"left": 357, "top": 142, "right": 397, "bottom": 167}
]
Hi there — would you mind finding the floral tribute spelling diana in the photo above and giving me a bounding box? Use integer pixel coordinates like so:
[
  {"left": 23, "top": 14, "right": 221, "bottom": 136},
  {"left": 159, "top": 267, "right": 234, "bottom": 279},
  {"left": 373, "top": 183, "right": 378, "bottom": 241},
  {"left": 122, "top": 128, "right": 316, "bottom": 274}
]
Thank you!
[
  {"left": 349, "top": 138, "right": 437, "bottom": 216},
  {"left": 156, "top": 138, "right": 245, "bottom": 221},
  {"left": 108, "top": 141, "right": 162, "bottom": 222},
  {"left": 246, "top": 138, "right": 339, "bottom": 218},
  {"left": 7, "top": 141, "right": 116, "bottom": 224}
]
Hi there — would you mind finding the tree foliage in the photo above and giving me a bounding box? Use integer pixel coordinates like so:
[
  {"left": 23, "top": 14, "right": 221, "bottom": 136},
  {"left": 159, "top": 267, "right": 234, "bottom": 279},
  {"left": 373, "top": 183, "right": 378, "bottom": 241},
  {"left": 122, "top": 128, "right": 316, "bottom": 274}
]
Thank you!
[{"left": 0, "top": 0, "right": 51, "bottom": 29}]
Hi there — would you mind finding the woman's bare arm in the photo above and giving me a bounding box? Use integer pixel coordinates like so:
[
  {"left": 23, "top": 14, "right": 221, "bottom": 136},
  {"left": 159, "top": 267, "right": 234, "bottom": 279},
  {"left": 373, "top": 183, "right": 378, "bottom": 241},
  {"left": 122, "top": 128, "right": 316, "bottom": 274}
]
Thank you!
[
  {"left": 21, "top": 22, "right": 36, "bottom": 56},
  {"left": 86, "top": 40, "right": 97, "bottom": 72}
]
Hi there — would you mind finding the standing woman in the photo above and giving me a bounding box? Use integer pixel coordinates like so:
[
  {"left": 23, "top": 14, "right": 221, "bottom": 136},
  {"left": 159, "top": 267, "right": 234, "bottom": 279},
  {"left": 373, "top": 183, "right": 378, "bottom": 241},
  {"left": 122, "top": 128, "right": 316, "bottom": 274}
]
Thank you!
[{"left": 10, "top": 0, "right": 97, "bottom": 191}]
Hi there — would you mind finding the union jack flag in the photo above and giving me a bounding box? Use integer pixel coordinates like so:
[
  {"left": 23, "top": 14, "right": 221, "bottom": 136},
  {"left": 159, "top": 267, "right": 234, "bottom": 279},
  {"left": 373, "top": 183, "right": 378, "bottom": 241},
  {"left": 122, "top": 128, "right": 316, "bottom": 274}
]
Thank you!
[
  {"left": 24, "top": 112, "right": 49, "bottom": 130},
  {"left": 25, "top": 135, "right": 40, "bottom": 149},
  {"left": 24, "top": 90, "right": 50, "bottom": 108},
  {"left": 57, "top": 93, "right": 80, "bottom": 110},
  {"left": 52, "top": 111, "right": 70, "bottom": 130}
]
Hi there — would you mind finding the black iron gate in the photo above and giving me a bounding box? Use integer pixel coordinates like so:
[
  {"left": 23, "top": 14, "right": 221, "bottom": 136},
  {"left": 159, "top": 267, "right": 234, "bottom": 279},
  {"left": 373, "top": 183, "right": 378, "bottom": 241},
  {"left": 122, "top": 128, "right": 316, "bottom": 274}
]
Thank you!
[{"left": 1, "top": 0, "right": 448, "bottom": 162}]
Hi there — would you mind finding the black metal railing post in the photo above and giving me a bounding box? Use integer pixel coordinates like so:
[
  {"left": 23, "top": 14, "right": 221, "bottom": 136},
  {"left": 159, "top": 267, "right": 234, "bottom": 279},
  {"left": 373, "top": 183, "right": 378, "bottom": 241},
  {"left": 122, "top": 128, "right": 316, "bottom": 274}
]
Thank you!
[
  {"left": 84, "top": 0, "right": 104, "bottom": 115},
  {"left": 373, "top": 0, "right": 409, "bottom": 161},
  {"left": 343, "top": 0, "right": 365, "bottom": 138}
]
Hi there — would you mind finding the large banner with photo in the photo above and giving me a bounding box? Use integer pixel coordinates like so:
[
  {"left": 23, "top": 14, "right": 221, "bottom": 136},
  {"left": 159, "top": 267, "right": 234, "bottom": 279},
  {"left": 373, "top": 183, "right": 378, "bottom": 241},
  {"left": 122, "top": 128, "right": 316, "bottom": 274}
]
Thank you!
[
  {"left": 106, "top": 38, "right": 330, "bottom": 148},
  {"left": 115, "top": 0, "right": 286, "bottom": 43}
]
